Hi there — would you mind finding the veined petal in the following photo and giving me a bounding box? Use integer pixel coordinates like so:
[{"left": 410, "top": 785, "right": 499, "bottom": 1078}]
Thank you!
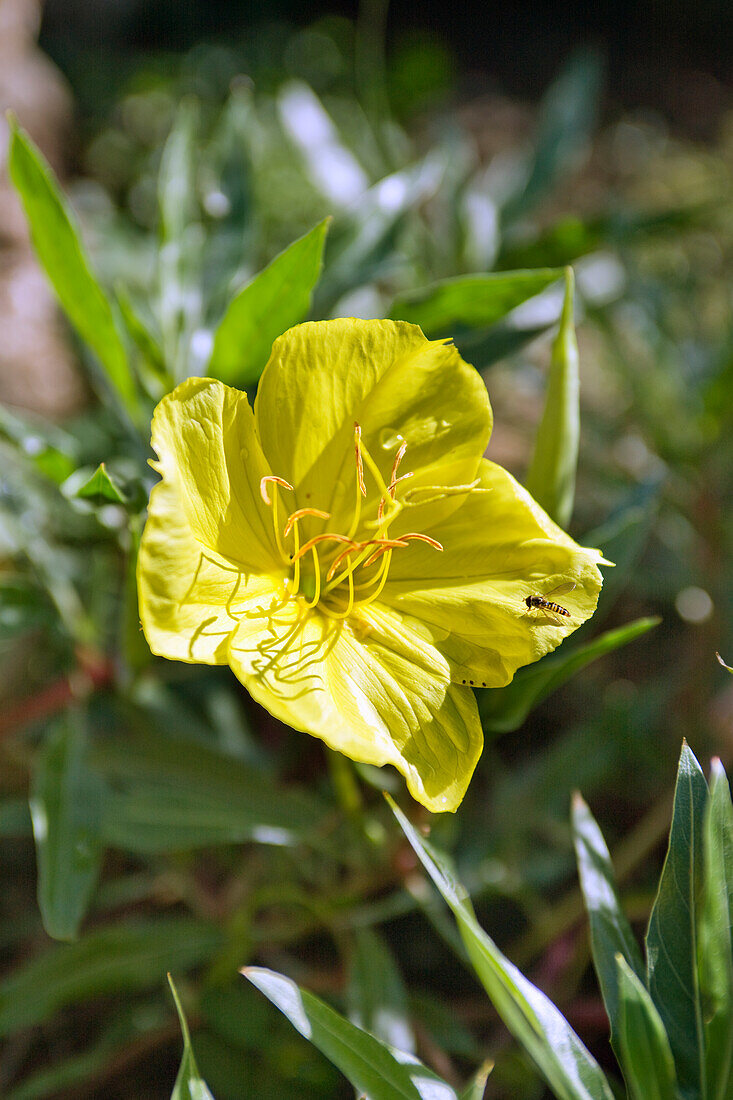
[
  {"left": 150, "top": 377, "right": 279, "bottom": 571},
  {"left": 382, "top": 458, "right": 607, "bottom": 687},
  {"left": 227, "top": 600, "right": 483, "bottom": 812},
  {"left": 253, "top": 319, "right": 492, "bottom": 535},
  {"left": 138, "top": 463, "right": 282, "bottom": 664}
]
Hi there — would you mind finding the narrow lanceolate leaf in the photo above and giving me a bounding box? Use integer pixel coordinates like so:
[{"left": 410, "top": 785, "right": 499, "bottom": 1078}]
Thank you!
[
  {"left": 29, "top": 714, "right": 104, "bottom": 941},
  {"left": 646, "top": 742, "right": 708, "bottom": 1097},
  {"left": 479, "top": 617, "right": 659, "bottom": 735},
  {"left": 699, "top": 759, "right": 733, "bottom": 1100},
  {"left": 168, "top": 975, "right": 215, "bottom": 1100},
  {"left": 243, "top": 967, "right": 458, "bottom": 1100},
  {"left": 208, "top": 218, "right": 330, "bottom": 386},
  {"left": 615, "top": 956, "right": 677, "bottom": 1100},
  {"left": 572, "top": 793, "right": 645, "bottom": 1057},
  {"left": 348, "top": 927, "right": 416, "bottom": 1054},
  {"left": 74, "top": 463, "right": 127, "bottom": 506},
  {"left": 389, "top": 269, "right": 563, "bottom": 337},
  {"left": 459, "top": 1061, "right": 493, "bottom": 1100},
  {"left": 525, "top": 267, "right": 579, "bottom": 528},
  {"left": 7, "top": 119, "right": 137, "bottom": 417},
  {"left": 388, "top": 797, "right": 615, "bottom": 1100}
]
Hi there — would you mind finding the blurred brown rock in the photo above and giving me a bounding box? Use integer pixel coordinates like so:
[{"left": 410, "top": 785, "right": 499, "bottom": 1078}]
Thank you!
[{"left": 0, "top": 0, "right": 85, "bottom": 416}]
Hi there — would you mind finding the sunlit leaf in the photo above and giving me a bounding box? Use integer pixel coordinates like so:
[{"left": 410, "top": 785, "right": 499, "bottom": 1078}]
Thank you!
[
  {"left": 716, "top": 652, "right": 733, "bottom": 674},
  {"left": 7, "top": 118, "right": 137, "bottom": 418},
  {"left": 169, "top": 975, "right": 216, "bottom": 1100},
  {"left": 459, "top": 1061, "right": 493, "bottom": 1100},
  {"left": 74, "top": 463, "right": 127, "bottom": 506},
  {"left": 615, "top": 956, "right": 677, "bottom": 1100},
  {"left": 29, "top": 714, "right": 104, "bottom": 941},
  {"left": 572, "top": 793, "right": 644, "bottom": 1056},
  {"left": 244, "top": 966, "right": 458, "bottom": 1099},
  {"left": 699, "top": 758, "right": 733, "bottom": 1098},
  {"left": 645, "top": 742, "right": 708, "bottom": 1096},
  {"left": 479, "top": 617, "right": 659, "bottom": 735},
  {"left": 525, "top": 267, "right": 579, "bottom": 528},
  {"left": 388, "top": 797, "right": 615, "bottom": 1100},
  {"left": 208, "top": 218, "right": 330, "bottom": 386},
  {"left": 389, "top": 269, "right": 563, "bottom": 336}
]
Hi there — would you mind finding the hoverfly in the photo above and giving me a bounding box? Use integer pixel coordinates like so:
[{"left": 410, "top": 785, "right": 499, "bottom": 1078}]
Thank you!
[{"left": 524, "top": 581, "right": 576, "bottom": 619}]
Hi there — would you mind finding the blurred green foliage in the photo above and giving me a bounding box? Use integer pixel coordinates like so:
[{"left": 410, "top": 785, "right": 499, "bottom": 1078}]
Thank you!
[{"left": 1, "top": 14, "right": 732, "bottom": 1099}]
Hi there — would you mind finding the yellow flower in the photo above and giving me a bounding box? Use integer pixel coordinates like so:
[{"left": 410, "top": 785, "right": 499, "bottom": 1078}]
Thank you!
[{"left": 138, "top": 319, "right": 606, "bottom": 811}]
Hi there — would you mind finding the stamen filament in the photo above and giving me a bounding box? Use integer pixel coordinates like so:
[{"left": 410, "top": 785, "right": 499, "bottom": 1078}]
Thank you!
[
  {"left": 291, "top": 520, "right": 301, "bottom": 595},
  {"left": 260, "top": 475, "right": 294, "bottom": 504},
  {"left": 327, "top": 567, "right": 355, "bottom": 619},
  {"left": 354, "top": 424, "right": 367, "bottom": 497},
  {"left": 358, "top": 549, "right": 393, "bottom": 607},
  {"left": 305, "top": 544, "right": 322, "bottom": 608}
]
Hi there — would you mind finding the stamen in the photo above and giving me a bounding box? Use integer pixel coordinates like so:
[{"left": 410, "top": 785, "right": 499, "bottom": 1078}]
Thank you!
[
  {"left": 260, "top": 475, "right": 294, "bottom": 505},
  {"left": 305, "top": 544, "right": 322, "bottom": 608},
  {"left": 361, "top": 538, "right": 409, "bottom": 568},
  {"left": 389, "top": 442, "right": 407, "bottom": 487},
  {"left": 327, "top": 567, "right": 355, "bottom": 620},
  {"left": 290, "top": 519, "right": 301, "bottom": 595},
  {"left": 358, "top": 549, "right": 394, "bottom": 607},
  {"left": 403, "top": 480, "right": 488, "bottom": 507},
  {"left": 326, "top": 543, "right": 359, "bottom": 583},
  {"left": 283, "top": 508, "right": 330, "bottom": 538},
  {"left": 293, "top": 533, "right": 354, "bottom": 562},
  {"left": 354, "top": 423, "right": 367, "bottom": 498},
  {"left": 398, "top": 532, "right": 444, "bottom": 551}
]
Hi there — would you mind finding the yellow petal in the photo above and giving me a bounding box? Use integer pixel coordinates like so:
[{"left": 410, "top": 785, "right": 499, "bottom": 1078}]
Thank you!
[
  {"left": 382, "top": 458, "right": 607, "bottom": 687},
  {"left": 253, "top": 319, "right": 492, "bottom": 535},
  {"left": 138, "top": 460, "right": 281, "bottom": 664},
  {"left": 150, "top": 377, "right": 279, "bottom": 572},
  {"left": 227, "top": 598, "right": 483, "bottom": 812}
]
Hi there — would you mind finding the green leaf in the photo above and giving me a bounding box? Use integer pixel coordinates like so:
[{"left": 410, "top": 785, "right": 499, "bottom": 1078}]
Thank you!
[
  {"left": 169, "top": 975, "right": 216, "bottom": 1100},
  {"left": 501, "top": 51, "right": 602, "bottom": 224},
  {"left": 389, "top": 269, "right": 563, "bottom": 336},
  {"left": 388, "top": 797, "right": 615, "bottom": 1100},
  {"left": 615, "top": 956, "right": 677, "bottom": 1100},
  {"left": 0, "top": 918, "right": 223, "bottom": 1038},
  {"left": 29, "top": 714, "right": 104, "bottom": 940},
  {"left": 459, "top": 1061, "right": 493, "bottom": 1100},
  {"left": 646, "top": 742, "right": 708, "bottom": 1096},
  {"left": 74, "top": 462, "right": 127, "bottom": 506},
  {"left": 90, "top": 730, "right": 330, "bottom": 853},
  {"left": 699, "top": 758, "right": 733, "bottom": 1099},
  {"left": 348, "top": 928, "right": 415, "bottom": 1054},
  {"left": 244, "top": 966, "right": 458, "bottom": 1100},
  {"left": 479, "top": 617, "right": 659, "bottom": 735},
  {"left": 571, "top": 793, "right": 645, "bottom": 1056},
  {"left": 0, "top": 404, "right": 78, "bottom": 483},
  {"left": 7, "top": 119, "right": 137, "bottom": 417},
  {"left": 209, "top": 218, "right": 330, "bottom": 386},
  {"left": 525, "top": 267, "right": 579, "bottom": 528}
]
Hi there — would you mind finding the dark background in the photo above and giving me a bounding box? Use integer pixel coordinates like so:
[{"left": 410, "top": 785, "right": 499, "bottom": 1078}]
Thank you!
[{"left": 40, "top": 0, "right": 732, "bottom": 127}]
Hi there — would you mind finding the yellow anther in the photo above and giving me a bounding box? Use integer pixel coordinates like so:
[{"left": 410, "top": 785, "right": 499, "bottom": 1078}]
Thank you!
[
  {"left": 283, "top": 508, "right": 330, "bottom": 538},
  {"left": 354, "top": 423, "right": 367, "bottom": 498},
  {"left": 326, "top": 542, "right": 360, "bottom": 583},
  {"left": 260, "top": 475, "right": 294, "bottom": 505},
  {"left": 361, "top": 538, "right": 409, "bottom": 568}
]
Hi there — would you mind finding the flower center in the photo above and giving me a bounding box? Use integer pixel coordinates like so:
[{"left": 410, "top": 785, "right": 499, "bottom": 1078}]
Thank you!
[{"left": 260, "top": 423, "right": 443, "bottom": 619}]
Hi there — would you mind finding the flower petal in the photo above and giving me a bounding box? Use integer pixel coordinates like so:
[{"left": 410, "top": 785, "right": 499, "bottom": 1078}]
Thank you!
[
  {"left": 138, "top": 462, "right": 281, "bottom": 665},
  {"left": 227, "top": 599, "right": 483, "bottom": 812},
  {"left": 382, "top": 458, "right": 607, "bottom": 687},
  {"left": 150, "top": 377, "right": 279, "bottom": 572},
  {"left": 253, "top": 319, "right": 492, "bottom": 534}
]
